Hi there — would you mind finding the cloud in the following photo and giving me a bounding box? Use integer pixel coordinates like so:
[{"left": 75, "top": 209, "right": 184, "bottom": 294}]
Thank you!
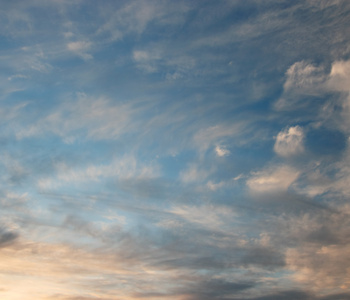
[
  {"left": 275, "top": 60, "right": 350, "bottom": 130},
  {"left": 132, "top": 45, "right": 197, "bottom": 78},
  {"left": 181, "top": 278, "right": 255, "bottom": 300},
  {"left": 206, "top": 180, "right": 225, "bottom": 191},
  {"left": 236, "top": 290, "right": 313, "bottom": 300},
  {"left": 274, "top": 61, "right": 326, "bottom": 111},
  {"left": 7, "top": 74, "right": 27, "bottom": 81},
  {"left": 97, "top": 0, "right": 190, "bottom": 42},
  {"left": 327, "top": 60, "right": 350, "bottom": 92},
  {"left": 37, "top": 155, "right": 160, "bottom": 190},
  {"left": 247, "top": 165, "right": 300, "bottom": 194},
  {"left": 0, "top": 191, "right": 28, "bottom": 212},
  {"left": 283, "top": 61, "right": 326, "bottom": 92},
  {"left": 15, "top": 93, "right": 138, "bottom": 141},
  {"left": 132, "top": 49, "right": 161, "bottom": 73},
  {"left": 180, "top": 163, "right": 211, "bottom": 183},
  {"left": 287, "top": 243, "right": 350, "bottom": 291},
  {"left": 1, "top": 2, "right": 350, "bottom": 299},
  {"left": 169, "top": 204, "right": 236, "bottom": 232},
  {"left": 255, "top": 202, "right": 350, "bottom": 292},
  {"left": 0, "top": 226, "right": 18, "bottom": 247},
  {"left": 193, "top": 124, "right": 243, "bottom": 154},
  {"left": 215, "top": 145, "right": 230, "bottom": 157},
  {"left": 67, "top": 41, "right": 92, "bottom": 60},
  {"left": 274, "top": 126, "right": 304, "bottom": 157}
]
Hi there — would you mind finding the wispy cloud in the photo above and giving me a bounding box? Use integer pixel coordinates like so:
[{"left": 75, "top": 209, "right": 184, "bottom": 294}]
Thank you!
[
  {"left": 15, "top": 93, "right": 138, "bottom": 141},
  {"left": 1, "top": 1, "right": 350, "bottom": 299},
  {"left": 37, "top": 155, "right": 160, "bottom": 191},
  {"left": 247, "top": 165, "right": 300, "bottom": 194},
  {"left": 67, "top": 41, "right": 93, "bottom": 60}
]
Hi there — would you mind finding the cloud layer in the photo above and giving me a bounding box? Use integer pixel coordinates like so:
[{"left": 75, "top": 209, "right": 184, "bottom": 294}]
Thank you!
[{"left": 0, "top": 1, "right": 350, "bottom": 299}]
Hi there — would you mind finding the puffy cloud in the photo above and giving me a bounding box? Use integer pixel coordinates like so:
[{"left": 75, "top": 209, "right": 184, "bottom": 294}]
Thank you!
[
  {"left": 327, "top": 60, "right": 350, "bottom": 92},
  {"left": 274, "top": 126, "right": 304, "bottom": 157},
  {"left": 275, "top": 60, "right": 350, "bottom": 127}
]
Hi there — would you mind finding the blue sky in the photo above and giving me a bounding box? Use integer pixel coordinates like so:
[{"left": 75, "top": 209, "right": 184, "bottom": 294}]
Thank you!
[{"left": 1, "top": 1, "right": 350, "bottom": 299}]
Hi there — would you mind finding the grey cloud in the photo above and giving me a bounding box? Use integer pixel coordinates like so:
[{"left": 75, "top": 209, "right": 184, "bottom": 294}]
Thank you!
[
  {"left": 183, "top": 278, "right": 255, "bottom": 300},
  {"left": 239, "top": 291, "right": 350, "bottom": 300},
  {"left": 0, "top": 226, "right": 19, "bottom": 247},
  {"left": 306, "top": 225, "right": 340, "bottom": 245},
  {"left": 150, "top": 231, "right": 287, "bottom": 271},
  {"left": 52, "top": 296, "right": 113, "bottom": 300},
  {"left": 115, "top": 178, "right": 172, "bottom": 201},
  {"left": 246, "top": 292, "right": 350, "bottom": 300},
  {"left": 247, "top": 189, "right": 334, "bottom": 216},
  {"left": 320, "top": 293, "right": 350, "bottom": 300},
  {"left": 134, "top": 278, "right": 256, "bottom": 300},
  {"left": 240, "top": 246, "right": 285, "bottom": 269},
  {"left": 238, "top": 290, "right": 312, "bottom": 300}
]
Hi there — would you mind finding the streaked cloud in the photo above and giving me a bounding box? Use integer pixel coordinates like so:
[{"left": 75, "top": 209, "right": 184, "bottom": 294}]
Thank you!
[
  {"left": 0, "top": 1, "right": 349, "bottom": 299},
  {"left": 247, "top": 165, "right": 300, "bottom": 194},
  {"left": 67, "top": 41, "right": 93, "bottom": 60}
]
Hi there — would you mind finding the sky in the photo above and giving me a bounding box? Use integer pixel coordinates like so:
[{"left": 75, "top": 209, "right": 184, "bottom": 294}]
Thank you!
[{"left": 1, "top": 0, "right": 350, "bottom": 299}]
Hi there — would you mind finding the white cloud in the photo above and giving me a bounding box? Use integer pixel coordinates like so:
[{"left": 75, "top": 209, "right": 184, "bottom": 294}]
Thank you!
[
  {"left": 274, "top": 61, "right": 326, "bottom": 110},
  {"left": 247, "top": 165, "right": 300, "bottom": 194},
  {"left": 7, "top": 74, "right": 27, "bottom": 81},
  {"left": 180, "top": 164, "right": 210, "bottom": 183},
  {"left": 192, "top": 8, "right": 290, "bottom": 48},
  {"left": 97, "top": 1, "right": 189, "bottom": 42},
  {"left": 215, "top": 145, "right": 230, "bottom": 157},
  {"left": 37, "top": 155, "right": 160, "bottom": 190},
  {"left": 327, "top": 60, "right": 350, "bottom": 132},
  {"left": 283, "top": 61, "right": 325, "bottom": 92},
  {"left": 64, "top": 31, "right": 74, "bottom": 38},
  {"left": 233, "top": 174, "right": 244, "bottom": 181},
  {"left": 170, "top": 204, "right": 236, "bottom": 232},
  {"left": 67, "top": 41, "right": 92, "bottom": 60},
  {"left": 276, "top": 59, "right": 350, "bottom": 115},
  {"left": 132, "top": 49, "right": 161, "bottom": 73},
  {"left": 193, "top": 124, "right": 242, "bottom": 155},
  {"left": 15, "top": 94, "right": 137, "bottom": 141},
  {"left": 323, "top": 60, "right": 350, "bottom": 93},
  {"left": 274, "top": 126, "right": 304, "bottom": 157},
  {"left": 132, "top": 45, "right": 196, "bottom": 77},
  {"left": 207, "top": 180, "right": 225, "bottom": 191},
  {"left": 133, "top": 50, "right": 150, "bottom": 61}
]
